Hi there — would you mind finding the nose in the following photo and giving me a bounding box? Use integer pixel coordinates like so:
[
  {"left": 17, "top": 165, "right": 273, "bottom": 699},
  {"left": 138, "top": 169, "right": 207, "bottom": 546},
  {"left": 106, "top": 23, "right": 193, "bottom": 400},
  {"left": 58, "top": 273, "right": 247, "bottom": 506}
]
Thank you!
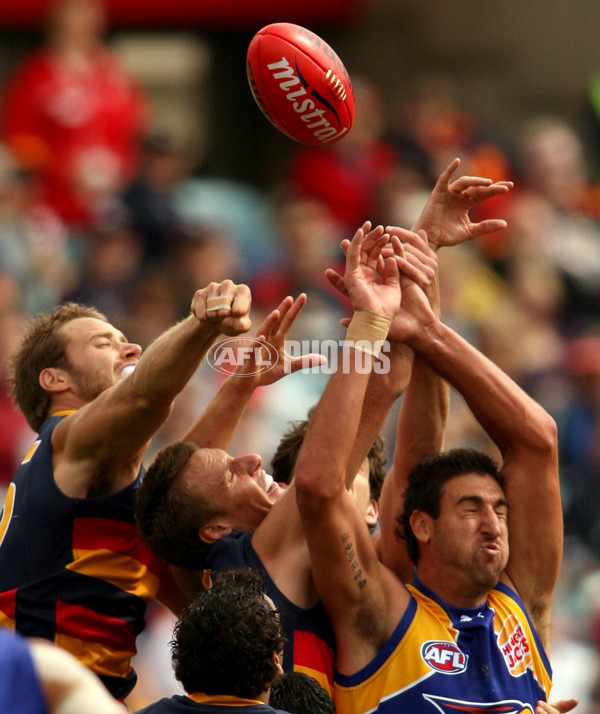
[
  {"left": 122, "top": 341, "right": 142, "bottom": 360},
  {"left": 481, "top": 505, "right": 503, "bottom": 538},
  {"left": 234, "top": 453, "right": 262, "bottom": 476}
]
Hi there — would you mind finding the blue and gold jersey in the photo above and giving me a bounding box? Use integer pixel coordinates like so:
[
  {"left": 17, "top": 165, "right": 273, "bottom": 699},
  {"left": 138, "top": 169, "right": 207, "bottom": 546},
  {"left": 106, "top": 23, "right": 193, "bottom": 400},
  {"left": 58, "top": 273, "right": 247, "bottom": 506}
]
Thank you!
[
  {"left": 0, "top": 414, "right": 177, "bottom": 700},
  {"left": 333, "top": 576, "right": 552, "bottom": 713}
]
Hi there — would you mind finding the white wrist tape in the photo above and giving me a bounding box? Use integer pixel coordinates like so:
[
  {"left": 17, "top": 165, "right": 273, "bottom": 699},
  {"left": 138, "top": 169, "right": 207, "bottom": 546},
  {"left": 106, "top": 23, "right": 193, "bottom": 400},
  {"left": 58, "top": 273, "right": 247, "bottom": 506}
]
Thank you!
[{"left": 345, "top": 309, "right": 392, "bottom": 357}]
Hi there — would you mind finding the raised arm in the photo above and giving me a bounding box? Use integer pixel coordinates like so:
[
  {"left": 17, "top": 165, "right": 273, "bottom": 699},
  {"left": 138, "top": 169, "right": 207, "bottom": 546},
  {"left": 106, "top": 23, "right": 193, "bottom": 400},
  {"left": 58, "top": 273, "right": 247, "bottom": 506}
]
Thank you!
[
  {"left": 53, "top": 280, "right": 252, "bottom": 496},
  {"left": 398, "top": 269, "right": 561, "bottom": 649},
  {"left": 377, "top": 158, "right": 513, "bottom": 578},
  {"left": 295, "top": 223, "right": 410, "bottom": 674}
]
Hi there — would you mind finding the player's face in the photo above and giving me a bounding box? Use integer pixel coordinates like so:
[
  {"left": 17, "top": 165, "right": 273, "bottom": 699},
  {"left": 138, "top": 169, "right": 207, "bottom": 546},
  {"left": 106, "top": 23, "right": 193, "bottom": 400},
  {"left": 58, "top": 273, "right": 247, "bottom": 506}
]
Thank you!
[
  {"left": 189, "top": 448, "right": 285, "bottom": 532},
  {"left": 432, "top": 473, "right": 509, "bottom": 592},
  {"left": 61, "top": 317, "right": 141, "bottom": 402}
]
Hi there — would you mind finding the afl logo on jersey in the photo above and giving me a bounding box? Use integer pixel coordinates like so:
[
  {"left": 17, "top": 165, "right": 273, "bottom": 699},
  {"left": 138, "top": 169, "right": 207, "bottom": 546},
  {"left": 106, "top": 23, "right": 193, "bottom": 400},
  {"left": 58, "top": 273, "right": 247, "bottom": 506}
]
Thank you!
[{"left": 422, "top": 641, "right": 469, "bottom": 674}]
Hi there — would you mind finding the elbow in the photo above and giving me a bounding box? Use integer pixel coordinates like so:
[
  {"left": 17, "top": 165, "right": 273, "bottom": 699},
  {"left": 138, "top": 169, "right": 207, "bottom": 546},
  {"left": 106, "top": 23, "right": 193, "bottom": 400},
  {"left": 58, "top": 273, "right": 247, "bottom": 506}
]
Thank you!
[
  {"left": 535, "top": 411, "right": 559, "bottom": 457},
  {"left": 294, "top": 456, "right": 344, "bottom": 503}
]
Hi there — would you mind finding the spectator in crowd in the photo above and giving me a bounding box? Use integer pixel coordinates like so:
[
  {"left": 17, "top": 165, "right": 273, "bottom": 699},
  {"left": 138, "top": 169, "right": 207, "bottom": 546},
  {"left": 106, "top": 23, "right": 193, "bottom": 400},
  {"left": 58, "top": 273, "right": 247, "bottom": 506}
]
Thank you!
[
  {"left": 0, "top": 279, "right": 251, "bottom": 700},
  {"left": 269, "top": 672, "right": 335, "bottom": 714},
  {"left": 133, "top": 568, "right": 290, "bottom": 714},
  {"left": 0, "top": 629, "right": 127, "bottom": 713},
  {"left": 293, "top": 219, "right": 565, "bottom": 712},
  {"left": 122, "top": 131, "right": 188, "bottom": 268},
  {"left": 1, "top": 0, "right": 149, "bottom": 227},
  {"left": 499, "top": 116, "right": 600, "bottom": 331}
]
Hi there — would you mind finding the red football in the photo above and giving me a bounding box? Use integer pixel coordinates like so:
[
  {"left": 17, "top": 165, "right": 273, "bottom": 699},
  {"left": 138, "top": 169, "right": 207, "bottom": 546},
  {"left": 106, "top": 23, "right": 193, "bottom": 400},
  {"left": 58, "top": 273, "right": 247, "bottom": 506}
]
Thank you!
[{"left": 246, "top": 22, "right": 355, "bottom": 146}]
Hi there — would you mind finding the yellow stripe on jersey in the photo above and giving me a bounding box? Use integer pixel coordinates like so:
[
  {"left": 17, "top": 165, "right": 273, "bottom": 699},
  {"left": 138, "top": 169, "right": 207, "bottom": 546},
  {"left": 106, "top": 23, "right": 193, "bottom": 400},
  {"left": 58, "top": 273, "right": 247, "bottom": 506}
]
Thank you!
[
  {"left": 66, "top": 551, "right": 161, "bottom": 604},
  {"left": 21, "top": 440, "right": 41, "bottom": 464},
  {"left": 55, "top": 632, "right": 133, "bottom": 678},
  {"left": 0, "top": 483, "right": 16, "bottom": 548}
]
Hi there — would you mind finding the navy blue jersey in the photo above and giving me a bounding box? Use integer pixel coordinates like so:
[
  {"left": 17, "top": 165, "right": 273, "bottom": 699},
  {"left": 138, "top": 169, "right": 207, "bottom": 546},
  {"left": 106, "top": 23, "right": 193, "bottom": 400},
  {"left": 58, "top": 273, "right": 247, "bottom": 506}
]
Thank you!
[
  {"left": 203, "top": 531, "right": 335, "bottom": 696},
  {"left": 135, "top": 694, "right": 290, "bottom": 713},
  {"left": 0, "top": 413, "right": 178, "bottom": 700}
]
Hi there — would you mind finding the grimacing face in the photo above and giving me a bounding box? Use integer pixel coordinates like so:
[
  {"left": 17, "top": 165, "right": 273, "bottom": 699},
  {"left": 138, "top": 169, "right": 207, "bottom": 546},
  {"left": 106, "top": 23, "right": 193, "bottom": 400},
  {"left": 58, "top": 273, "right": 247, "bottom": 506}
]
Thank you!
[
  {"left": 59, "top": 317, "right": 140, "bottom": 401},
  {"left": 429, "top": 473, "right": 509, "bottom": 592}
]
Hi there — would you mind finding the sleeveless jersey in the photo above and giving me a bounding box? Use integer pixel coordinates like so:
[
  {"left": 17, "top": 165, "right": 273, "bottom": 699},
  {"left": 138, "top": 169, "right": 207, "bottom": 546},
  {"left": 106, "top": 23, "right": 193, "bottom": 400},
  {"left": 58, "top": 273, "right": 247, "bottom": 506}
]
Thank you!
[
  {"left": 0, "top": 629, "right": 48, "bottom": 713},
  {"left": 203, "top": 531, "right": 335, "bottom": 696},
  {"left": 333, "top": 576, "right": 552, "bottom": 714},
  {"left": 0, "top": 414, "right": 178, "bottom": 700}
]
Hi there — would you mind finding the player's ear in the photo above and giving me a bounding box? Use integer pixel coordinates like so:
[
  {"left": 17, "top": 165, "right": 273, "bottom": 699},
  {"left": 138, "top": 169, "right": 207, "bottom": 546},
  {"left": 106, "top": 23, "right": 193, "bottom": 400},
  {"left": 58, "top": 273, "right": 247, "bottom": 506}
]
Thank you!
[
  {"left": 365, "top": 499, "right": 379, "bottom": 529},
  {"left": 39, "top": 367, "right": 70, "bottom": 393},
  {"left": 198, "top": 520, "right": 232, "bottom": 544},
  {"left": 410, "top": 510, "right": 431, "bottom": 545},
  {"left": 272, "top": 650, "right": 283, "bottom": 676}
]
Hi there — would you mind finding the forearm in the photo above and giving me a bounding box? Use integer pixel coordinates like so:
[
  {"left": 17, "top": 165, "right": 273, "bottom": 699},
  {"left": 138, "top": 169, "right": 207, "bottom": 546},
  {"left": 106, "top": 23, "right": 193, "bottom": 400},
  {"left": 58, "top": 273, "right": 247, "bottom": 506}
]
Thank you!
[
  {"left": 345, "top": 342, "right": 412, "bottom": 487},
  {"left": 296, "top": 354, "right": 372, "bottom": 499},
  {"left": 131, "top": 314, "right": 221, "bottom": 406},
  {"left": 182, "top": 375, "right": 256, "bottom": 449},
  {"left": 407, "top": 320, "right": 556, "bottom": 456}
]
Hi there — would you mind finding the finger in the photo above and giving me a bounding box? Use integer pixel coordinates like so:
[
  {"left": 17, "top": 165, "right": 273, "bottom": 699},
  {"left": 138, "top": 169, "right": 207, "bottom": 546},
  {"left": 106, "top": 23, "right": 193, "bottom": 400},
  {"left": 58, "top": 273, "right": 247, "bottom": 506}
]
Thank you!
[
  {"left": 219, "top": 315, "right": 252, "bottom": 336},
  {"left": 449, "top": 176, "right": 494, "bottom": 192},
  {"left": 346, "top": 225, "right": 365, "bottom": 271},
  {"left": 230, "top": 283, "right": 252, "bottom": 318},
  {"left": 548, "top": 697, "right": 579, "bottom": 713},
  {"left": 254, "top": 308, "right": 281, "bottom": 341},
  {"left": 364, "top": 230, "right": 389, "bottom": 269},
  {"left": 325, "top": 268, "right": 349, "bottom": 297},
  {"left": 191, "top": 281, "right": 223, "bottom": 323},
  {"left": 284, "top": 353, "right": 327, "bottom": 374},
  {"left": 275, "top": 293, "right": 307, "bottom": 337},
  {"left": 381, "top": 253, "right": 400, "bottom": 286},
  {"left": 396, "top": 255, "right": 431, "bottom": 291},
  {"left": 433, "top": 157, "right": 461, "bottom": 190},
  {"left": 460, "top": 182, "right": 513, "bottom": 201},
  {"left": 339, "top": 238, "right": 351, "bottom": 254},
  {"left": 470, "top": 219, "right": 509, "bottom": 238}
]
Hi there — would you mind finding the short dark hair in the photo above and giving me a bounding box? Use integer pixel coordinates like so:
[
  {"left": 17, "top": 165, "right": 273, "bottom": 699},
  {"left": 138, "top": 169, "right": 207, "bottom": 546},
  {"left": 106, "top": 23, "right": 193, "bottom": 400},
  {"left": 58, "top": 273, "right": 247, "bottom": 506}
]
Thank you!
[
  {"left": 400, "top": 448, "right": 505, "bottom": 565},
  {"left": 269, "top": 672, "right": 335, "bottom": 714},
  {"left": 135, "top": 442, "right": 223, "bottom": 568},
  {"left": 271, "top": 406, "right": 388, "bottom": 503},
  {"left": 171, "top": 568, "right": 285, "bottom": 698},
  {"left": 8, "top": 302, "right": 108, "bottom": 432}
]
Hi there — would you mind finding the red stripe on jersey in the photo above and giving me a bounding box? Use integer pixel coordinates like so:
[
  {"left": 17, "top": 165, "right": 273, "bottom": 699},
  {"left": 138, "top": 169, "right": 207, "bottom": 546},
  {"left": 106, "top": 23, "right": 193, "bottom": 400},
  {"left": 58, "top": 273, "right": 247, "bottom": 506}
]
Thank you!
[
  {"left": 0, "top": 587, "right": 16, "bottom": 620},
  {"left": 294, "top": 629, "right": 334, "bottom": 686},
  {"left": 56, "top": 600, "right": 136, "bottom": 653},
  {"left": 72, "top": 517, "right": 164, "bottom": 578}
]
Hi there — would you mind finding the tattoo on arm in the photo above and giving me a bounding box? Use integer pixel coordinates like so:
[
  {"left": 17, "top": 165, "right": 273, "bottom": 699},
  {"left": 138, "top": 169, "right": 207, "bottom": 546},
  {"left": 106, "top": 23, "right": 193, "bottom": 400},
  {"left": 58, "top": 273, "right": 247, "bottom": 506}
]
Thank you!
[{"left": 341, "top": 532, "right": 367, "bottom": 590}]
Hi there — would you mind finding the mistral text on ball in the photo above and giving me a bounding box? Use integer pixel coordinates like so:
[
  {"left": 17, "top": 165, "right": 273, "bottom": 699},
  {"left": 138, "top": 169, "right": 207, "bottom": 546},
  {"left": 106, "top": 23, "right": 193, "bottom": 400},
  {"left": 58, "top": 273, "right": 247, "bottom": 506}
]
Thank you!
[{"left": 267, "top": 57, "right": 349, "bottom": 144}]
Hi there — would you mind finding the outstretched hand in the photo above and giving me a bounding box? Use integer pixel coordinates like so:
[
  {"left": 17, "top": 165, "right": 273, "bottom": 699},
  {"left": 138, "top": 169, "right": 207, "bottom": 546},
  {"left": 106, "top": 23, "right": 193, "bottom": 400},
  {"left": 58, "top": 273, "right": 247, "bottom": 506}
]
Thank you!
[
  {"left": 412, "top": 157, "right": 513, "bottom": 251},
  {"left": 242, "top": 294, "right": 326, "bottom": 386},
  {"left": 344, "top": 221, "right": 401, "bottom": 318},
  {"left": 327, "top": 226, "right": 438, "bottom": 343}
]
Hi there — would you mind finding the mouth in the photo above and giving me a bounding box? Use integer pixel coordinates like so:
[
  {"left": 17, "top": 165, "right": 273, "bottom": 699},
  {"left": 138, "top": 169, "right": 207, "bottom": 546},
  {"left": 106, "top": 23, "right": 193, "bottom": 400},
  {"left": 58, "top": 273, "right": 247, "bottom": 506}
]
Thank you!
[
  {"left": 263, "top": 472, "right": 274, "bottom": 492},
  {"left": 119, "top": 365, "right": 136, "bottom": 378}
]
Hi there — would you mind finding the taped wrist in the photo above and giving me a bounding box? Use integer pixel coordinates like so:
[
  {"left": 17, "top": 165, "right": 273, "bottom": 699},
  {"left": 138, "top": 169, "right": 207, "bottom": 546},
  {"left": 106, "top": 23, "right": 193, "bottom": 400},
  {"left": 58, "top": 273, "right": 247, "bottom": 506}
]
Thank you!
[{"left": 345, "top": 309, "right": 392, "bottom": 357}]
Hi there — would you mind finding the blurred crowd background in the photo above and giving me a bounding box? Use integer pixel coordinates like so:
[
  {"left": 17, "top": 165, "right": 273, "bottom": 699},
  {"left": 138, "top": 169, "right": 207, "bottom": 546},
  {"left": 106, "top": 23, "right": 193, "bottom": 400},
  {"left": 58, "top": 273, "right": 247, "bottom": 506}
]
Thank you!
[{"left": 1, "top": 0, "right": 600, "bottom": 710}]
